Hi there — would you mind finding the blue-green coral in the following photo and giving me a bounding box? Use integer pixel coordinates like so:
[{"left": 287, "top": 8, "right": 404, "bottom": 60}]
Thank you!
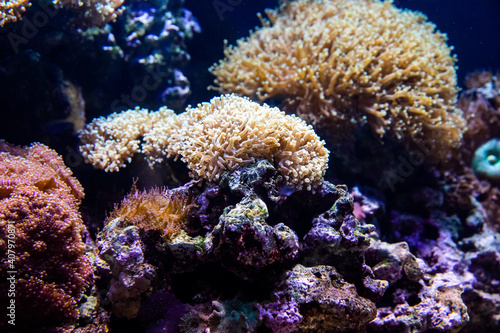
[{"left": 472, "top": 139, "right": 500, "bottom": 183}]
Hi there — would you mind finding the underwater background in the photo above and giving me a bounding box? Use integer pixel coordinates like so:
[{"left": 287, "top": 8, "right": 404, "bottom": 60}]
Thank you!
[{"left": 1, "top": 0, "right": 500, "bottom": 332}]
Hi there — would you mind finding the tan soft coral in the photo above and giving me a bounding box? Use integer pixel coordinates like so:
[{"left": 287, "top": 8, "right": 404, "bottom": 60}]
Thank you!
[
  {"left": 210, "top": 0, "right": 465, "bottom": 160},
  {"left": 79, "top": 94, "right": 329, "bottom": 191},
  {"left": 79, "top": 107, "right": 175, "bottom": 172},
  {"left": 110, "top": 186, "right": 197, "bottom": 239},
  {"left": 0, "top": 0, "right": 30, "bottom": 27},
  {"left": 144, "top": 94, "right": 330, "bottom": 190}
]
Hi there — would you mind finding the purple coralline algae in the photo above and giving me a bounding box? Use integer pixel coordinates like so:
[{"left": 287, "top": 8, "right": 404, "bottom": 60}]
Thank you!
[
  {"left": 94, "top": 159, "right": 434, "bottom": 332},
  {"left": 97, "top": 218, "right": 156, "bottom": 319},
  {"left": 212, "top": 196, "right": 300, "bottom": 278},
  {"left": 262, "top": 264, "right": 377, "bottom": 333},
  {"left": 367, "top": 240, "right": 468, "bottom": 332},
  {"left": 382, "top": 181, "right": 500, "bottom": 332}
]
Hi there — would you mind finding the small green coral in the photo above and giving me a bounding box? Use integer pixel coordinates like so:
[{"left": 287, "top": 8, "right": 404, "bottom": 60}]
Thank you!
[{"left": 472, "top": 139, "right": 500, "bottom": 183}]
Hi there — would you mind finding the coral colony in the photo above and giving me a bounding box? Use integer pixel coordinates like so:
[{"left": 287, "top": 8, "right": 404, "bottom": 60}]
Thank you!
[{"left": 1, "top": 0, "right": 500, "bottom": 333}]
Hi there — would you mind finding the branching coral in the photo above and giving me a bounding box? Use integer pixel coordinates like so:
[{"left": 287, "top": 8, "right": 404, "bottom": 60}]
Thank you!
[
  {"left": 0, "top": 0, "right": 30, "bottom": 27},
  {"left": 79, "top": 107, "right": 175, "bottom": 172},
  {"left": 0, "top": 142, "right": 91, "bottom": 329},
  {"left": 146, "top": 94, "right": 330, "bottom": 190},
  {"left": 210, "top": 0, "right": 465, "bottom": 160},
  {"left": 79, "top": 94, "right": 329, "bottom": 190},
  {"left": 109, "top": 186, "right": 197, "bottom": 239}
]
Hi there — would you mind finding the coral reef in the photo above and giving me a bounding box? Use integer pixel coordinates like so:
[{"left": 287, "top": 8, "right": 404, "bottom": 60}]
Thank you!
[
  {"left": 210, "top": 0, "right": 465, "bottom": 160},
  {"left": 0, "top": 0, "right": 199, "bottom": 148},
  {"left": 371, "top": 271, "right": 468, "bottom": 332},
  {"left": 383, "top": 182, "right": 500, "bottom": 332},
  {"left": 367, "top": 241, "right": 468, "bottom": 332},
  {"left": 0, "top": 0, "right": 123, "bottom": 28},
  {"left": 85, "top": 0, "right": 201, "bottom": 108},
  {"left": 80, "top": 94, "right": 330, "bottom": 190},
  {"left": 0, "top": 142, "right": 92, "bottom": 330},
  {"left": 4, "top": 1, "right": 500, "bottom": 332},
  {"left": 212, "top": 196, "right": 300, "bottom": 278},
  {"left": 96, "top": 159, "right": 475, "bottom": 332}
]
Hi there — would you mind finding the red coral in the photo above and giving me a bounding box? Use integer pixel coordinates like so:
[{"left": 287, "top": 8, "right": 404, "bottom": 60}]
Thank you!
[{"left": 0, "top": 142, "right": 91, "bottom": 330}]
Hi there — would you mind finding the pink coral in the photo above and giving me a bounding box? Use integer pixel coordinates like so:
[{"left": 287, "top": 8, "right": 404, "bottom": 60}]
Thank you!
[{"left": 0, "top": 142, "right": 91, "bottom": 330}]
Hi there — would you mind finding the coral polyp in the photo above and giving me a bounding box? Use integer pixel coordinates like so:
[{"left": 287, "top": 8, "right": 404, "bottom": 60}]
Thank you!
[
  {"left": 110, "top": 186, "right": 198, "bottom": 239},
  {"left": 472, "top": 139, "right": 500, "bottom": 183}
]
